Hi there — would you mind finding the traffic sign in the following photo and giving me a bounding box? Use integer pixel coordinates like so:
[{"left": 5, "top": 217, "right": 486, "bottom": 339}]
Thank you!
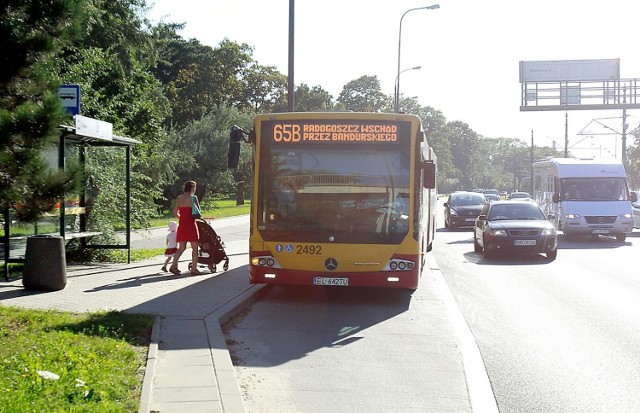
[{"left": 57, "top": 84, "right": 80, "bottom": 115}]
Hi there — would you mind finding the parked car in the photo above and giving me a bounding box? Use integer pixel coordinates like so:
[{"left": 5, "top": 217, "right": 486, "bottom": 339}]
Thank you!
[
  {"left": 508, "top": 191, "right": 532, "bottom": 201},
  {"left": 444, "top": 191, "right": 487, "bottom": 229},
  {"left": 474, "top": 200, "right": 557, "bottom": 260}
]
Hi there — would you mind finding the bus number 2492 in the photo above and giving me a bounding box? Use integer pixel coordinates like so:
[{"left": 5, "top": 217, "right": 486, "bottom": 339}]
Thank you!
[{"left": 296, "top": 245, "right": 322, "bottom": 255}]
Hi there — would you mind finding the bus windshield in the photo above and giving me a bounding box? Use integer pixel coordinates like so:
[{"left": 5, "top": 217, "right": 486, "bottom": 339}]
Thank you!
[
  {"left": 561, "top": 177, "right": 630, "bottom": 201},
  {"left": 257, "top": 147, "right": 411, "bottom": 244}
]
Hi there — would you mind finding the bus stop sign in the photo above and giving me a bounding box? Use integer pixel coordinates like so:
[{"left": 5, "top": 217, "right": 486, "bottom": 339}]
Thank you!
[{"left": 57, "top": 84, "right": 80, "bottom": 116}]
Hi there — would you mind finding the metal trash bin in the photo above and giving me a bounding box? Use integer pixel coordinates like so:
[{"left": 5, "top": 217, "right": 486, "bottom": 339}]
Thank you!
[{"left": 22, "top": 235, "right": 67, "bottom": 291}]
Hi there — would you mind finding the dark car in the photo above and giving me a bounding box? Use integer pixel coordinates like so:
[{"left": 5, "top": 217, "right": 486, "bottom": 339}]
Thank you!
[
  {"left": 444, "top": 191, "right": 487, "bottom": 229},
  {"left": 484, "top": 194, "right": 500, "bottom": 203},
  {"left": 473, "top": 200, "right": 558, "bottom": 260}
]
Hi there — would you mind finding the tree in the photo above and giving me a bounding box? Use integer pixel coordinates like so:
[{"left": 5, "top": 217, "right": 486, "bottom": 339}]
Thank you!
[
  {"left": 0, "top": 0, "right": 84, "bottom": 221},
  {"left": 443, "top": 121, "right": 484, "bottom": 190},
  {"left": 337, "top": 75, "right": 386, "bottom": 112},
  {"left": 151, "top": 34, "right": 255, "bottom": 127},
  {"left": 627, "top": 130, "right": 640, "bottom": 190},
  {"left": 56, "top": 0, "right": 174, "bottom": 230},
  {"left": 167, "top": 106, "right": 254, "bottom": 205},
  {"left": 294, "top": 84, "right": 334, "bottom": 112},
  {"left": 241, "top": 63, "right": 287, "bottom": 113}
]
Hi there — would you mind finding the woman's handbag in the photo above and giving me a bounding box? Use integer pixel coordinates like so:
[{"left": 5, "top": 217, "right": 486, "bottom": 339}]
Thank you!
[{"left": 191, "top": 195, "right": 202, "bottom": 219}]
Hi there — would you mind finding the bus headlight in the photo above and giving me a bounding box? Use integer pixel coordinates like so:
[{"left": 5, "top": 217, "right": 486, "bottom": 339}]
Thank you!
[
  {"left": 251, "top": 255, "right": 282, "bottom": 269},
  {"left": 565, "top": 213, "right": 580, "bottom": 219}
]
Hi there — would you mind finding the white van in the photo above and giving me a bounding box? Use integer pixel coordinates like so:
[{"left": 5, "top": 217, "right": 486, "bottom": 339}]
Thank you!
[{"left": 532, "top": 158, "right": 637, "bottom": 241}]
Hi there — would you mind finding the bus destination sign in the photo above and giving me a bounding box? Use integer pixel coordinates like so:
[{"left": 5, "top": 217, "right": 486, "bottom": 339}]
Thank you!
[{"left": 264, "top": 120, "right": 408, "bottom": 145}]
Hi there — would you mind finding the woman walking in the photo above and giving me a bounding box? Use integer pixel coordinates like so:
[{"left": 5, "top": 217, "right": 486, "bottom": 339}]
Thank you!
[{"left": 169, "top": 180, "right": 202, "bottom": 275}]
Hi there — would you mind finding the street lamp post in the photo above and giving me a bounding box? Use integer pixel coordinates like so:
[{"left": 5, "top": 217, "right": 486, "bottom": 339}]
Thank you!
[
  {"left": 394, "top": 66, "right": 421, "bottom": 112},
  {"left": 395, "top": 4, "right": 440, "bottom": 113}
]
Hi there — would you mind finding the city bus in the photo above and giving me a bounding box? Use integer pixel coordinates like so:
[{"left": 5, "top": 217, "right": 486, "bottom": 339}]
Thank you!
[{"left": 246, "top": 112, "right": 437, "bottom": 290}]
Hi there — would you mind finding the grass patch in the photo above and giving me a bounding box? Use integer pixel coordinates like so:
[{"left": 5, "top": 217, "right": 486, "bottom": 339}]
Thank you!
[
  {"left": 148, "top": 199, "right": 250, "bottom": 229},
  {"left": 0, "top": 306, "right": 154, "bottom": 412}
]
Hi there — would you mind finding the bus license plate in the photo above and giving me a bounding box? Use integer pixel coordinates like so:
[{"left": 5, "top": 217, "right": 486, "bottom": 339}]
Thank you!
[
  {"left": 314, "top": 277, "right": 349, "bottom": 286},
  {"left": 514, "top": 239, "right": 536, "bottom": 246},
  {"left": 592, "top": 229, "right": 609, "bottom": 234}
]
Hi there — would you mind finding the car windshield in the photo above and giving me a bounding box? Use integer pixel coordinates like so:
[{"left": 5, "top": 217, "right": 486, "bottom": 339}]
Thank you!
[
  {"left": 488, "top": 203, "right": 546, "bottom": 221},
  {"left": 450, "top": 194, "right": 486, "bottom": 206}
]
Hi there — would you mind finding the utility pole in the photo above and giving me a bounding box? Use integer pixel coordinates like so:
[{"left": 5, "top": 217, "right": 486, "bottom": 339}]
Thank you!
[
  {"left": 564, "top": 111, "right": 568, "bottom": 157},
  {"left": 530, "top": 130, "right": 534, "bottom": 196},
  {"left": 287, "top": 0, "right": 295, "bottom": 112},
  {"left": 513, "top": 142, "right": 517, "bottom": 192},
  {"left": 622, "top": 107, "right": 627, "bottom": 167}
]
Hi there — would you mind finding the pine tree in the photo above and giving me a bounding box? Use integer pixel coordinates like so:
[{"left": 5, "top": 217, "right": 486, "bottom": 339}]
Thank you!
[{"left": 0, "top": 1, "right": 83, "bottom": 222}]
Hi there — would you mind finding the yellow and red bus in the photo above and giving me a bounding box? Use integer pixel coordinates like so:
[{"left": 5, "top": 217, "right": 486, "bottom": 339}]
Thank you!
[{"left": 247, "top": 112, "right": 437, "bottom": 290}]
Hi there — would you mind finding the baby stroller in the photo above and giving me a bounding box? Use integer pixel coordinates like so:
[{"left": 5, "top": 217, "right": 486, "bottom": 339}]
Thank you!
[{"left": 188, "top": 218, "right": 230, "bottom": 273}]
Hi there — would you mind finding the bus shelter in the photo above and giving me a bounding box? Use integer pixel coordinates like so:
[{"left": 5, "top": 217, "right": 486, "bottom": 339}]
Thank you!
[{"left": 2, "top": 120, "right": 140, "bottom": 280}]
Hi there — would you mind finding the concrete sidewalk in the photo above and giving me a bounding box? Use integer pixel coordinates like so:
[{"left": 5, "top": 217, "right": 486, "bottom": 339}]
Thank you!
[
  {"left": 0, "top": 215, "right": 497, "bottom": 413},
  {"left": 0, "top": 216, "right": 261, "bottom": 413}
]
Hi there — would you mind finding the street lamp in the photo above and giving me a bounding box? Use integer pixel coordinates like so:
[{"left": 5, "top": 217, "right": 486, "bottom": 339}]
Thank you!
[
  {"left": 395, "top": 3, "right": 440, "bottom": 113},
  {"left": 394, "top": 66, "right": 421, "bottom": 112}
]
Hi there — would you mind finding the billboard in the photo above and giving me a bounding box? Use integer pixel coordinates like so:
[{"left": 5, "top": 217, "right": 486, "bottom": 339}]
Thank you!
[{"left": 519, "top": 59, "right": 620, "bottom": 83}]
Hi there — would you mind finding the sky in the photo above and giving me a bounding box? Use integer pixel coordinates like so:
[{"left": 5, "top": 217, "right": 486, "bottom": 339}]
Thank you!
[{"left": 147, "top": 0, "right": 640, "bottom": 159}]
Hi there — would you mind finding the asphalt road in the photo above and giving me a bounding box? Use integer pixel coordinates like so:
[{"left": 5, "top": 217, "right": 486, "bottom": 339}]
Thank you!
[{"left": 435, "top": 213, "right": 640, "bottom": 413}]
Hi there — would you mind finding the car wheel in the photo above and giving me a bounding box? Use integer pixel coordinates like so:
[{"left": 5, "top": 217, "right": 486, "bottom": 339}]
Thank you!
[
  {"left": 616, "top": 234, "right": 626, "bottom": 242},
  {"left": 473, "top": 235, "right": 483, "bottom": 253},
  {"left": 546, "top": 248, "right": 557, "bottom": 261}
]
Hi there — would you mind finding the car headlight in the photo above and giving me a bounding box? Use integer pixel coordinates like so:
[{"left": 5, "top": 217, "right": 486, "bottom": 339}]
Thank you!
[
  {"left": 565, "top": 213, "right": 580, "bottom": 219},
  {"left": 450, "top": 209, "right": 458, "bottom": 216},
  {"left": 541, "top": 228, "right": 556, "bottom": 236},
  {"left": 621, "top": 213, "right": 632, "bottom": 219},
  {"left": 489, "top": 229, "right": 507, "bottom": 237}
]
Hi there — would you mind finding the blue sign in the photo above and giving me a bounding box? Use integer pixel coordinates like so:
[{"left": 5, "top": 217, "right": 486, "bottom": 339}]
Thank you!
[{"left": 57, "top": 84, "right": 80, "bottom": 116}]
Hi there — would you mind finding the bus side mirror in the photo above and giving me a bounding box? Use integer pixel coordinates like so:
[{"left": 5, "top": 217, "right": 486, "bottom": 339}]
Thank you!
[
  {"left": 227, "top": 125, "right": 245, "bottom": 169},
  {"left": 552, "top": 193, "right": 560, "bottom": 203},
  {"left": 630, "top": 191, "right": 638, "bottom": 203},
  {"left": 422, "top": 161, "right": 436, "bottom": 189}
]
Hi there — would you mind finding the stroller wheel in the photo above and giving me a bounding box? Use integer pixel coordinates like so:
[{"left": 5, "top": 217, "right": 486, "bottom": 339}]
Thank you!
[
  {"left": 208, "top": 264, "right": 216, "bottom": 273},
  {"left": 223, "top": 260, "right": 229, "bottom": 271},
  {"left": 188, "top": 263, "right": 193, "bottom": 271}
]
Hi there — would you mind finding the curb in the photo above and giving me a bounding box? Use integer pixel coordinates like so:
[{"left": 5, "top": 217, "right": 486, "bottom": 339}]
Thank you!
[
  {"left": 138, "top": 316, "right": 161, "bottom": 413},
  {"left": 204, "top": 284, "right": 273, "bottom": 413}
]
